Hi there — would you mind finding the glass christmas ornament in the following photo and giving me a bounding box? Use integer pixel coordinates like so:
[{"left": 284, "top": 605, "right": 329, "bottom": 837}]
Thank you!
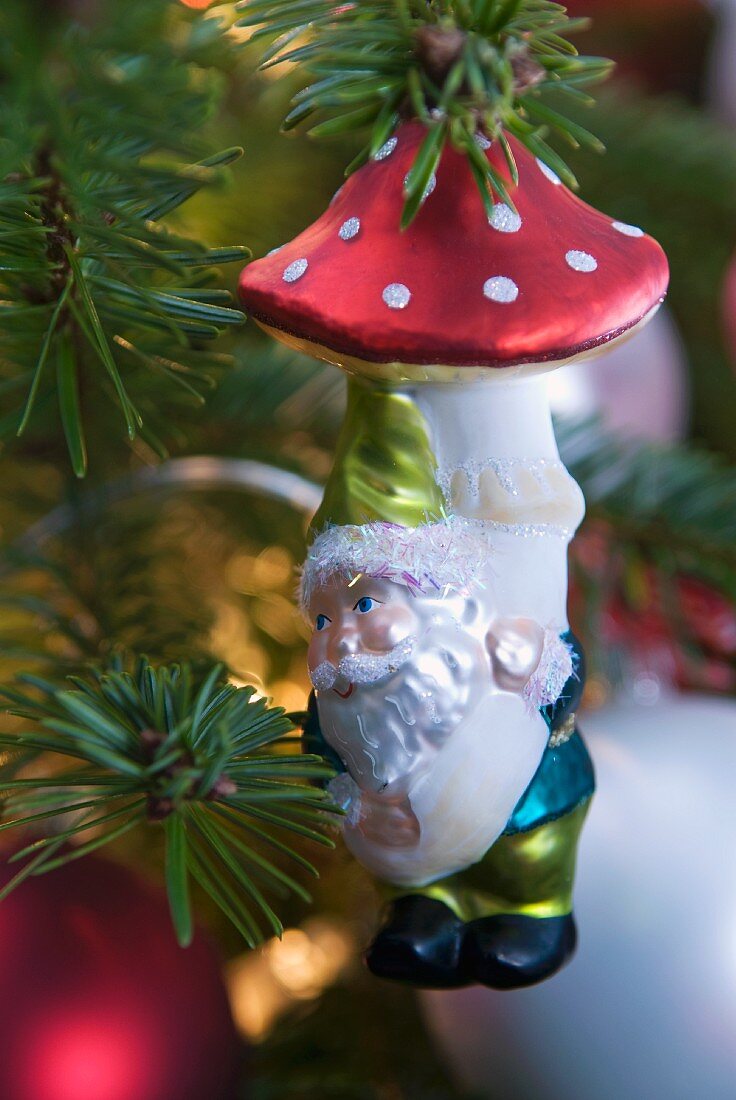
[
  {"left": 238, "top": 123, "right": 669, "bottom": 989},
  {"left": 0, "top": 855, "right": 240, "bottom": 1100}
]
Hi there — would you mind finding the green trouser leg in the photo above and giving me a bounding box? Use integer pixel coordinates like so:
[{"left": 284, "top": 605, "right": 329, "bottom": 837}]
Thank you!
[{"left": 387, "top": 799, "right": 591, "bottom": 922}]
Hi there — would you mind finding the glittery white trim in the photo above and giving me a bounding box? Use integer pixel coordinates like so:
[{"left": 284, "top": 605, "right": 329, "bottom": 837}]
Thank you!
[
  {"left": 299, "top": 516, "right": 490, "bottom": 610},
  {"left": 523, "top": 630, "right": 574, "bottom": 709},
  {"left": 310, "top": 636, "right": 416, "bottom": 690},
  {"left": 484, "top": 520, "right": 573, "bottom": 540},
  {"left": 436, "top": 457, "right": 569, "bottom": 502}
]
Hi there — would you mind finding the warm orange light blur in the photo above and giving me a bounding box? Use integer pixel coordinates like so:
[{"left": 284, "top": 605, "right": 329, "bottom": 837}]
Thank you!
[
  {"left": 226, "top": 919, "right": 355, "bottom": 1041},
  {"left": 179, "top": 0, "right": 216, "bottom": 8}
]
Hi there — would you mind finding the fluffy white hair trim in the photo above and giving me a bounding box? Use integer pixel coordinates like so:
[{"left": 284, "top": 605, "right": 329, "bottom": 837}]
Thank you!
[
  {"left": 523, "top": 629, "right": 575, "bottom": 710},
  {"left": 299, "top": 516, "right": 489, "bottom": 610}
]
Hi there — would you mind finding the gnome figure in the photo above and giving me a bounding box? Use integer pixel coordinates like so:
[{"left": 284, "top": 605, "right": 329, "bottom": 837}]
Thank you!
[
  {"left": 239, "top": 122, "right": 669, "bottom": 987},
  {"left": 302, "top": 514, "right": 590, "bottom": 988}
]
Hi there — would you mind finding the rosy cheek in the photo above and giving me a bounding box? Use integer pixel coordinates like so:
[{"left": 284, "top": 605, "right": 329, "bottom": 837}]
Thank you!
[{"left": 358, "top": 605, "right": 416, "bottom": 651}]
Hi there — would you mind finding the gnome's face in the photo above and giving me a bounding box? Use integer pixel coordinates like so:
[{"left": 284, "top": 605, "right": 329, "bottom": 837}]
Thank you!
[{"left": 307, "top": 574, "right": 490, "bottom": 798}]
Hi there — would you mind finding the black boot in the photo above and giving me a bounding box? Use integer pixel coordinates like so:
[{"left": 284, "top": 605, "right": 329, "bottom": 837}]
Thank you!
[
  {"left": 365, "top": 895, "right": 469, "bottom": 989},
  {"left": 462, "top": 912, "right": 577, "bottom": 990}
]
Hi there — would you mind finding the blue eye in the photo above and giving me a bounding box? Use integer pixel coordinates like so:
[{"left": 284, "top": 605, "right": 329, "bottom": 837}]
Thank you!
[
  {"left": 315, "top": 614, "right": 330, "bottom": 631},
  {"left": 355, "top": 597, "right": 376, "bottom": 614}
]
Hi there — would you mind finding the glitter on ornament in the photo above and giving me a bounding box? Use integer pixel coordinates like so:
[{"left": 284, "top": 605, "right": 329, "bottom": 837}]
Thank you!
[
  {"left": 523, "top": 631, "right": 575, "bottom": 709},
  {"left": 382, "top": 283, "right": 411, "bottom": 310},
  {"left": 484, "top": 520, "right": 574, "bottom": 540},
  {"left": 536, "top": 158, "right": 562, "bottom": 185},
  {"left": 483, "top": 276, "right": 519, "bottom": 303},
  {"left": 311, "top": 636, "right": 417, "bottom": 691},
  {"left": 404, "top": 171, "right": 436, "bottom": 201},
  {"left": 566, "top": 250, "right": 598, "bottom": 273},
  {"left": 339, "top": 217, "right": 361, "bottom": 240},
  {"left": 612, "top": 221, "right": 645, "bottom": 238},
  {"left": 489, "top": 204, "right": 522, "bottom": 233},
  {"left": 373, "top": 137, "right": 398, "bottom": 161},
  {"left": 299, "top": 516, "right": 490, "bottom": 609},
  {"left": 283, "top": 258, "right": 308, "bottom": 283},
  {"left": 436, "top": 456, "right": 570, "bottom": 502}
]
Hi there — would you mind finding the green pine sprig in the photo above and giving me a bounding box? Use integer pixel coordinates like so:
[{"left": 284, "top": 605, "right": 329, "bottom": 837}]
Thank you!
[
  {"left": 237, "top": 0, "right": 613, "bottom": 225},
  {"left": 0, "top": 1, "right": 248, "bottom": 474},
  {"left": 0, "top": 656, "right": 337, "bottom": 947}
]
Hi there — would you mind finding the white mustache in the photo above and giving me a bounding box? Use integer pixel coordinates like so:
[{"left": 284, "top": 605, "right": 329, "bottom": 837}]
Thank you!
[{"left": 310, "top": 636, "right": 416, "bottom": 692}]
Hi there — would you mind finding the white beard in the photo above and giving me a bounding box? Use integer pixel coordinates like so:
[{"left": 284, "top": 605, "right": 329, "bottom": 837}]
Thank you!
[
  {"left": 317, "top": 608, "right": 550, "bottom": 887},
  {"left": 317, "top": 619, "right": 485, "bottom": 798}
]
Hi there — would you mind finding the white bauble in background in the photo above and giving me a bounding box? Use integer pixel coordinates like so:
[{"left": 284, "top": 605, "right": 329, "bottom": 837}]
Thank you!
[
  {"left": 421, "top": 694, "right": 736, "bottom": 1100},
  {"left": 549, "top": 308, "right": 689, "bottom": 442}
]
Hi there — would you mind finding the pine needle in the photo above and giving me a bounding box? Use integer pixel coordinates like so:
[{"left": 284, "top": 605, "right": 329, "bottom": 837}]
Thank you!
[{"left": 0, "top": 657, "right": 338, "bottom": 947}]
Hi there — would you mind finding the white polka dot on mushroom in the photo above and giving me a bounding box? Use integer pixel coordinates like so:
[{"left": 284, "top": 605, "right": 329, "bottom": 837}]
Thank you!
[
  {"left": 565, "top": 250, "right": 597, "bottom": 273},
  {"left": 373, "top": 137, "right": 398, "bottom": 161},
  {"left": 339, "top": 217, "right": 360, "bottom": 240},
  {"left": 267, "top": 245, "right": 284, "bottom": 256},
  {"left": 536, "top": 158, "right": 562, "bottom": 185},
  {"left": 404, "top": 171, "right": 436, "bottom": 201},
  {"left": 483, "top": 276, "right": 519, "bottom": 303},
  {"left": 612, "top": 220, "right": 644, "bottom": 238},
  {"left": 489, "top": 204, "right": 522, "bottom": 233},
  {"left": 382, "top": 283, "right": 411, "bottom": 310},
  {"left": 283, "top": 258, "right": 308, "bottom": 283}
]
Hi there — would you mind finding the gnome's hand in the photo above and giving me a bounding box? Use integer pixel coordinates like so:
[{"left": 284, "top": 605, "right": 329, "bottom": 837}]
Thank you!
[
  {"left": 487, "top": 618, "right": 545, "bottom": 693},
  {"left": 357, "top": 793, "right": 420, "bottom": 850}
]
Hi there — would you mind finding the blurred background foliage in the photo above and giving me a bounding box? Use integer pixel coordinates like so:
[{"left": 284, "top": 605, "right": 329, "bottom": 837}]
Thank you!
[{"left": 0, "top": 1, "right": 735, "bottom": 1097}]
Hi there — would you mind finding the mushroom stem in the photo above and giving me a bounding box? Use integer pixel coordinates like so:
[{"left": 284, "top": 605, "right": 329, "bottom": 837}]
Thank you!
[
  {"left": 409, "top": 372, "right": 584, "bottom": 632},
  {"left": 410, "top": 373, "right": 584, "bottom": 530},
  {"left": 412, "top": 373, "right": 561, "bottom": 467}
]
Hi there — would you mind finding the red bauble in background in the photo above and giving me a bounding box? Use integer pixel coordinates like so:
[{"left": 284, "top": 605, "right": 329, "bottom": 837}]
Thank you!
[{"left": 0, "top": 855, "right": 241, "bottom": 1100}]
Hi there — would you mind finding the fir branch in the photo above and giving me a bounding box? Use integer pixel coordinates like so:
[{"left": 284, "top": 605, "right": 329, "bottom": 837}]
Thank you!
[
  {"left": 0, "top": 656, "right": 337, "bottom": 947},
  {"left": 0, "top": 1, "right": 248, "bottom": 473},
  {"left": 237, "top": 0, "right": 613, "bottom": 223}
]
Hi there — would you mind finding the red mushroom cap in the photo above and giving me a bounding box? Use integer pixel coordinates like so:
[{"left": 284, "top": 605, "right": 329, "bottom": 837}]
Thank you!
[{"left": 238, "top": 121, "right": 669, "bottom": 369}]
